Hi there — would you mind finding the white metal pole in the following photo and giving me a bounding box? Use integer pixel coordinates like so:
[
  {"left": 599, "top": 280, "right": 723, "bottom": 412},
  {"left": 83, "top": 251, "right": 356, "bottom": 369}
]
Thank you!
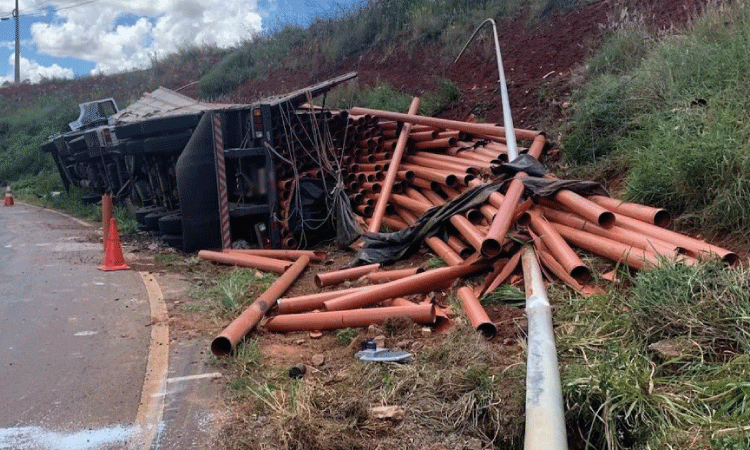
[
  {"left": 455, "top": 18, "right": 519, "bottom": 161},
  {"left": 521, "top": 246, "right": 568, "bottom": 450},
  {"left": 14, "top": 0, "right": 19, "bottom": 84}
]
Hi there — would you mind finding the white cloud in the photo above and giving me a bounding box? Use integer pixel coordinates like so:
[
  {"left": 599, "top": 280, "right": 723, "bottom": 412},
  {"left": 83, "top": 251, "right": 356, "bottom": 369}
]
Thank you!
[
  {"left": 1, "top": 53, "right": 74, "bottom": 84},
  {"left": 20, "top": 0, "right": 263, "bottom": 75}
]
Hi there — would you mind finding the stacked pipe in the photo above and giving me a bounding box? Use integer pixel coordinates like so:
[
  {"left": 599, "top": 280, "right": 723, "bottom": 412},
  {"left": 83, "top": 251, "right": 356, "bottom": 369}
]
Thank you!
[{"left": 207, "top": 105, "right": 739, "bottom": 349}]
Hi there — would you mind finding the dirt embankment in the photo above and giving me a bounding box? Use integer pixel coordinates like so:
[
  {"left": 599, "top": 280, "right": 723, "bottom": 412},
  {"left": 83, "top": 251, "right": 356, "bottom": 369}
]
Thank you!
[{"left": 229, "top": 0, "right": 709, "bottom": 135}]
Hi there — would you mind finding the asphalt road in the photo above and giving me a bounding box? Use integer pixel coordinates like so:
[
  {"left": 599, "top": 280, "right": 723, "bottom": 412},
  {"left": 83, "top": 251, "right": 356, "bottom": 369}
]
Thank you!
[{"left": 0, "top": 204, "right": 150, "bottom": 449}]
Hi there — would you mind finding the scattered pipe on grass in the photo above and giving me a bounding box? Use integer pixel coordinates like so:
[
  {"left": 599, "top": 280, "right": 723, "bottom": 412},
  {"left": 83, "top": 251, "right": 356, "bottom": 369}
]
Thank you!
[
  {"left": 314, "top": 263, "right": 381, "bottom": 288},
  {"left": 588, "top": 195, "right": 671, "bottom": 227},
  {"left": 224, "top": 249, "right": 327, "bottom": 262},
  {"left": 323, "top": 263, "right": 484, "bottom": 311},
  {"left": 366, "top": 267, "right": 424, "bottom": 282},
  {"left": 551, "top": 222, "right": 661, "bottom": 270},
  {"left": 540, "top": 207, "right": 681, "bottom": 257},
  {"left": 611, "top": 212, "right": 738, "bottom": 265},
  {"left": 265, "top": 304, "right": 436, "bottom": 332},
  {"left": 527, "top": 209, "right": 590, "bottom": 282},
  {"left": 457, "top": 286, "right": 497, "bottom": 338},
  {"left": 553, "top": 189, "right": 615, "bottom": 228},
  {"left": 199, "top": 250, "right": 292, "bottom": 274},
  {"left": 211, "top": 255, "right": 310, "bottom": 356},
  {"left": 277, "top": 286, "right": 369, "bottom": 314}
]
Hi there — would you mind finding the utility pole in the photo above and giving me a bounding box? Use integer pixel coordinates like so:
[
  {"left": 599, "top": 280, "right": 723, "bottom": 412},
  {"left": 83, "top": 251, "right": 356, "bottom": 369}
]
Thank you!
[{"left": 14, "top": 0, "right": 19, "bottom": 84}]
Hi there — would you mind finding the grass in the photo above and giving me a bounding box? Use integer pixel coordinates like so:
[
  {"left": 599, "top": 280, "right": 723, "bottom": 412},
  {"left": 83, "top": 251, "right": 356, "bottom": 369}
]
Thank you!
[
  {"left": 562, "top": 0, "right": 750, "bottom": 242},
  {"left": 553, "top": 261, "right": 750, "bottom": 449},
  {"left": 216, "top": 324, "right": 526, "bottom": 450},
  {"left": 190, "top": 268, "right": 278, "bottom": 322},
  {"left": 328, "top": 79, "right": 460, "bottom": 117}
]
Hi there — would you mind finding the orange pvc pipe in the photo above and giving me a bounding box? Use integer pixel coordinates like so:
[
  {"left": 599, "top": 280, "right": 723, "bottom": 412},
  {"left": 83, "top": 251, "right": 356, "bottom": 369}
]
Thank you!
[
  {"left": 527, "top": 209, "right": 590, "bottom": 282},
  {"left": 323, "top": 263, "right": 484, "bottom": 311},
  {"left": 420, "top": 188, "right": 484, "bottom": 251},
  {"left": 314, "top": 263, "right": 381, "bottom": 288},
  {"left": 478, "top": 249, "right": 522, "bottom": 296},
  {"left": 199, "top": 250, "right": 292, "bottom": 274},
  {"left": 588, "top": 195, "right": 671, "bottom": 227},
  {"left": 551, "top": 223, "right": 661, "bottom": 270},
  {"left": 277, "top": 286, "right": 369, "bottom": 314},
  {"left": 265, "top": 304, "right": 436, "bottom": 332},
  {"left": 457, "top": 286, "right": 497, "bottom": 338},
  {"left": 349, "top": 107, "right": 540, "bottom": 141},
  {"left": 366, "top": 267, "right": 423, "bottom": 282},
  {"left": 224, "top": 249, "right": 327, "bottom": 262},
  {"left": 410, "top": 130, "right": 439, "bottom": 141},
  {"left": 395, "top": 207, "right": 464, "bottom": 266},
  {"left": 413, "top": 137, "right": 458, "bottom": 150},
  {"left": 553, "top": 190, "right": 615, "bottom": 228},
  {"left": 540, "top": 207, "right": 680, "bottom": 257},
  {"left": 481, "top": 176, "right": 525, "bottom": 257},
  {"left": 610, "top": 213, "right": 738, "bottom": 264},
  {"left": 399, "top": 163, "right": 460, "bottom": 187},
  {"left": 211, "top": 255, "right": 309, "bottom": 356},
  {"left": 101, "top": 194, "right": 113, "bottom": 252}
]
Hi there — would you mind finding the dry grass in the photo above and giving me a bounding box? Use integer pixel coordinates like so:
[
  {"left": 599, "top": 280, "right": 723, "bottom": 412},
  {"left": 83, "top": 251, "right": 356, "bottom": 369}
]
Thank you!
[{"left": 215, "top": 325, "right": 526, "bottom": 450}]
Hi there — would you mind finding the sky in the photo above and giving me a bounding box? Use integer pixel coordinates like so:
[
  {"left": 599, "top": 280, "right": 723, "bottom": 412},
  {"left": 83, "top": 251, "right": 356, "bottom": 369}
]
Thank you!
[{"left": 0, "top": 0, "right": 360, "bottom": 85}]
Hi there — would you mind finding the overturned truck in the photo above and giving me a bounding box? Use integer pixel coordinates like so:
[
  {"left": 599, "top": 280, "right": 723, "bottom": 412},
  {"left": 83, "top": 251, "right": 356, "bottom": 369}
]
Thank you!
[{"left": 41, "top": 73, "right": 358, "bottom": 252}]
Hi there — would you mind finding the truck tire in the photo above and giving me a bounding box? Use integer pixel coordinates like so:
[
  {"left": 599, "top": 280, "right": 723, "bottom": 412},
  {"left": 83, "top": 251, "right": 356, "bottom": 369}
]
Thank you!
[
  {"left": 144, "top": 210, "right": 168, "bottom": 231},
  {"left": 158, "top": 212, "right": 182, "bottom": 235},
  {"left": 135, "top": 206, "right": 163, "bottom": 225}
]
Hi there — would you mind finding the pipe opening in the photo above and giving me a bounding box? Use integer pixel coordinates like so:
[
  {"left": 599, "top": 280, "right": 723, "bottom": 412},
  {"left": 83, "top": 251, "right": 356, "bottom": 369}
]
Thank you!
[
  {"left": 570, "top": 265, "right": 591, "bottom": 284},
  {"left": 723, "top": 252, "right": 739, "bottom": 266},
  {"left": 477, "top": 323, "right": 497, "bottom": 339},
  {"left": 480, "top": 238, "right": 502, "bottom": 258},
  {"left": 211, "top": 336, "right": 233, "bottom": 357},
  {"left": 654, "top": 210, "right": 671, "bottom": 228},
  {"left": 598, "top": 211, "right": 616, "bottom": 228}
]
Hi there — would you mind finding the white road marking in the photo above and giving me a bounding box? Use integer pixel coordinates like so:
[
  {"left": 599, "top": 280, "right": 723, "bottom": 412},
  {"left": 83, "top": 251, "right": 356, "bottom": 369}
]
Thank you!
[
  {"left": 73, "top": 331, "right": 98, "bottom": 337},
  {"left": 166, "top": 372, "right": 222, "bottom": 383}
]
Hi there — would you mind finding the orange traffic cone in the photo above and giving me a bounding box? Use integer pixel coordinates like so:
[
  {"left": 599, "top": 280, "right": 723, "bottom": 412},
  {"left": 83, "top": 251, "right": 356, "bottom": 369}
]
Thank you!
[
  {"left": 4, "top": 184, "right": 14, "bottom": 207},
  {"left": 98, "top": 218, "right": 130, "bottom": 271}
]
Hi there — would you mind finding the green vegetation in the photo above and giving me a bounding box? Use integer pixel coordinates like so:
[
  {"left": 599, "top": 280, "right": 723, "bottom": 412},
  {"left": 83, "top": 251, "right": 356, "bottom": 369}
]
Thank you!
[
  {"left": 554, "top": 261, "right": 750, "bottom": 449},
  {"left": 191, "top": 268, "right": 277, "bottom": 321},
  {"left": 329, "top": 78, "right": 460, "bottom": 116},
  {"left": 563, "top": 1, "right": 750, "bottom": 240}
]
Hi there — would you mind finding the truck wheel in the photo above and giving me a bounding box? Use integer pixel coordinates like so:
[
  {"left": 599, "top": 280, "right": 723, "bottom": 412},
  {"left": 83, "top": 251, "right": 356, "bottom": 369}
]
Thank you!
[
  {"left": 135, "top": 206, "right": 163, "bottom": 226},
  {"left": 144, "top": 210, "right": 168, "bottom": 231},
  {"left": 158, "top": 213, "right": 182, "bottom": 235}
]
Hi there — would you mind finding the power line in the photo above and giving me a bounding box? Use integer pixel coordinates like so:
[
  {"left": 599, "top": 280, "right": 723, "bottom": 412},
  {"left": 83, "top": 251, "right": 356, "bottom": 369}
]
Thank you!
[{"left": 2, "top": 0, "right": 103, "bottom": 18}]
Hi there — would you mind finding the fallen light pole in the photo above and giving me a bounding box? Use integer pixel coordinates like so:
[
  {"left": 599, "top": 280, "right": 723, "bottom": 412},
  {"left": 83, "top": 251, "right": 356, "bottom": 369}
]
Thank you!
[{"left": 521, "top": 247, "right": 567, "bottom": 450}]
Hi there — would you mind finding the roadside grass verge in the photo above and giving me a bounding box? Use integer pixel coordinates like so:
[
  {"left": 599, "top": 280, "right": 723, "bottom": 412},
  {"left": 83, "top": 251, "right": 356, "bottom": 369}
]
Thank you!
[
  {"left": 561, "top": 1, "right": 750, "bottom": 241},
  {"left": 188, "top": 268, "right": 278, "bottom": 324},
  {"left": 215, "top": 325, "right": 526, "bottom": 449},
  {"left": 553, "top": 261, "right": 750, "bottom": 449}
]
